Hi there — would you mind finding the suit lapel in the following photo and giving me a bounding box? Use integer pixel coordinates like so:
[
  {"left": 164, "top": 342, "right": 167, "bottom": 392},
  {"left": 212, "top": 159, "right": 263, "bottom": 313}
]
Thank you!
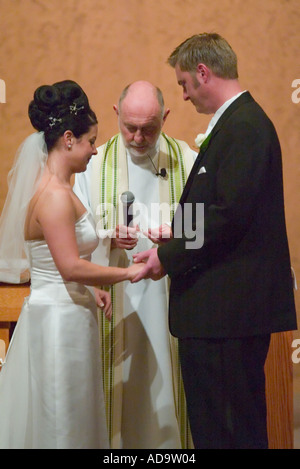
[
  {"left": 209, "top": 91, "right": 254, "bottom": 137},
  {"left": 179, "top": 150, "right": 203, "bottom": 202},
  {"left": 179, "top": 92, "right": 255, "bottom": 204}
]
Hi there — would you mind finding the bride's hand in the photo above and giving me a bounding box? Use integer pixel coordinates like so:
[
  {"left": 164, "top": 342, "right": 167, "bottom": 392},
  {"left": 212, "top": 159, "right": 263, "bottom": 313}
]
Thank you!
[
  {"left": 126, "top": 262, "right": 145, "bottom": 282},
  {"left": 94, "top": 288, "right": 112, "bottom": 321}
]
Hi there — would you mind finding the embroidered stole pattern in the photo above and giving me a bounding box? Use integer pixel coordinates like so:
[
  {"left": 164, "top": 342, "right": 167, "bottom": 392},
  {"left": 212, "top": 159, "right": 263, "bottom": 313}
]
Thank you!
[{"left": 97, "top": 133, "right": 194, "bottom": 448}]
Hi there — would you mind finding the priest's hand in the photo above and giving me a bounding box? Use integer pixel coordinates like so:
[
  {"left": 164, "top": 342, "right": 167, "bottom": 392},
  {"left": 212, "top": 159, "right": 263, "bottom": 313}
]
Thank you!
[
  {"left": 132, "top": 248, "right": 166, "bottom": 282},
  {"left": 145, "top": 223, "right": 172, "bottom": 245},
  {"left": 111, "top": 224, "right": 139, "bottom": 250}
]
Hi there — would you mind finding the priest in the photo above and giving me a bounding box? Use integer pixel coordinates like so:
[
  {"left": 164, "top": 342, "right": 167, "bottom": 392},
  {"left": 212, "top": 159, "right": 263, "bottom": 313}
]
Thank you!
[{"left": 73, "top": 81, "right": 196, "bottom": 449}]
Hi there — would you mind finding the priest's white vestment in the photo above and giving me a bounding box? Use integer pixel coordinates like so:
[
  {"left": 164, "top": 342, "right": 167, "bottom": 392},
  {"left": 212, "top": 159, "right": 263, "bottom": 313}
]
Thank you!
[{"left": 73, "top": 132, "right": 195, "bottom": 449}]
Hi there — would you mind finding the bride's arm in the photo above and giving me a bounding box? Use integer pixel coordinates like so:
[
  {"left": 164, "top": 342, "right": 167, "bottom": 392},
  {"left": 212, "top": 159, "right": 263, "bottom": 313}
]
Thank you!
[{"left": 36, "top": 188, "right": 142, "bottom": 285}]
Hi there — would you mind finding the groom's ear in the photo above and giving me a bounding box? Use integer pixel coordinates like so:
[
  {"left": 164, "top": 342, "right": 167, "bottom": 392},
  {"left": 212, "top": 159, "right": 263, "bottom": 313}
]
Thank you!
[{"left": 196, "top": 63, "right": 210, "bottom": 84}]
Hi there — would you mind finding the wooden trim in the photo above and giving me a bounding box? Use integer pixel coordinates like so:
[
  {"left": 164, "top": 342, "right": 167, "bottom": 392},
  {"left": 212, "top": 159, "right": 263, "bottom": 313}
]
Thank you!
[
  {"left": 0, "top": 282, "right": 30, "bottom": 321},
  {"left": 265, "top": 331, "right": 294, "bottom": 449}
]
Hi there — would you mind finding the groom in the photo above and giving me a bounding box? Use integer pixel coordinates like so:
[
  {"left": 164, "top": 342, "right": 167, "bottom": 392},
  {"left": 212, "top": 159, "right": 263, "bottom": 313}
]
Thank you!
[{"left": 133, "top": 33, "right": 297, "bottom": 449}]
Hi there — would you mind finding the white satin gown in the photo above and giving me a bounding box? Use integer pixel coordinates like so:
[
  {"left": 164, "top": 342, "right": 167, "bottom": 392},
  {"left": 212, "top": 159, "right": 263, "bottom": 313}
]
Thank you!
[{"left": 0, "top": 211, "right": 109, "bottom": 448}]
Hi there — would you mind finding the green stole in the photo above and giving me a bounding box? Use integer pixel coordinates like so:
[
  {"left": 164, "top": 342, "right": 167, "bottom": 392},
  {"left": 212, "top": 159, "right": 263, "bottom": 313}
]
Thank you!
[{"left": 92, "top": 132, "right": 195, "bottom": 448}]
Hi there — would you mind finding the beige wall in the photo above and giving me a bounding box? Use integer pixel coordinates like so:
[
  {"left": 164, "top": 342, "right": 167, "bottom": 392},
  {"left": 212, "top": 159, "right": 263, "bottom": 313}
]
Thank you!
[{"left": 0, "top": 0, "right": 299, "bottom": 325}]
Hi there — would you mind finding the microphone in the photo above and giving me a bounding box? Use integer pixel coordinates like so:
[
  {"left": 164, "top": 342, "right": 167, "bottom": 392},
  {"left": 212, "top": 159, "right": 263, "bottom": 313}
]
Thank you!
[
  {"left": 157, "top": 168, "right": 167, "bottom": 178},
  {"left": 120, "top": 191, "right": 135, "bottom": 226},
  {"left": 146, "top": 155, "right": 167, "bottom": 178}
]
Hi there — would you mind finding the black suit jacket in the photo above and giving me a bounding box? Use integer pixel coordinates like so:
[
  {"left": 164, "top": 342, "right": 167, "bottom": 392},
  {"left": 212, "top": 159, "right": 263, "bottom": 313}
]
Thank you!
[{"left": 158, "top": 92, "right": 297, "bottom": 338}]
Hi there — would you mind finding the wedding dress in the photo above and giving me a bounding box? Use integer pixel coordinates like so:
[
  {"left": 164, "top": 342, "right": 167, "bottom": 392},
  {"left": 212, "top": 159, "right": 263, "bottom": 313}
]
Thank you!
[{"left": 0, "top": 211, "right": 109, "bottom": 449}]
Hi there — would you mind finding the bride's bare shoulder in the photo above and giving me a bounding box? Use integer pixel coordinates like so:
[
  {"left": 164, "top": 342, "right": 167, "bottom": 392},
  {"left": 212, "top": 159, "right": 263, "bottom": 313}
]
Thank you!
[{"left": 31, "top": 176, "right": 75, "bottom": 218}]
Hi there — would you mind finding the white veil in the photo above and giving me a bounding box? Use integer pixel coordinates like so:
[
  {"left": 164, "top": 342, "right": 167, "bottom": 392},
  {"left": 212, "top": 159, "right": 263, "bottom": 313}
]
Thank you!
[{"left": 0, "top": 132, "right": 48, "bottom": 283}]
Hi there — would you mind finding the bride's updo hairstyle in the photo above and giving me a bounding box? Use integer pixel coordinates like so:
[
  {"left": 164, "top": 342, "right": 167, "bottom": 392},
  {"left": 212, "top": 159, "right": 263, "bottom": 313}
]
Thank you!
[{"left": 28, "top": 80, "right": 97, "bottom": 152}]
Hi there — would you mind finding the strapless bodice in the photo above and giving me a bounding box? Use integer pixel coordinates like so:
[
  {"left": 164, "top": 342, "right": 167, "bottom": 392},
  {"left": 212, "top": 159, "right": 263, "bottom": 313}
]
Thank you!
[{"left": 25, "top": 211, "right": 98, "bottom": 303}]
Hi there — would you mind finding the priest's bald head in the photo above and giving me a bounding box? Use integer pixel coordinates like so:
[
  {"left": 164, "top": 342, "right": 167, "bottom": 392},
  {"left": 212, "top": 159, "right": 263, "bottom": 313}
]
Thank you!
[{"left": 113, "top": 81, "right": 170, "bottom": 158}]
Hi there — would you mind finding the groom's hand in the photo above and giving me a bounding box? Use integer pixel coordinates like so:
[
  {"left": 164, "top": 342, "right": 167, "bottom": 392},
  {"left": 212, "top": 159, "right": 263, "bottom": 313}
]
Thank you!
[{"left": 132, "top": 248, "right": 166, "bottom": 282}]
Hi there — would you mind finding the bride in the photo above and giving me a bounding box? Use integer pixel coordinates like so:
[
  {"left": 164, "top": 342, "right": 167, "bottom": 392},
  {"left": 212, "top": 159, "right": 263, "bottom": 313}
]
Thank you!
[{"left": 0, "top": 80, "right": 143, "bottom": 449}]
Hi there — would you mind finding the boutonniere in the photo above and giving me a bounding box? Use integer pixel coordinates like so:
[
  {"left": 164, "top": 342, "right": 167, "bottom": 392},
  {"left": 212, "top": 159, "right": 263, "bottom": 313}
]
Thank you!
[{"left": 195, "top": 133, "right": 212, "bottom": 152}]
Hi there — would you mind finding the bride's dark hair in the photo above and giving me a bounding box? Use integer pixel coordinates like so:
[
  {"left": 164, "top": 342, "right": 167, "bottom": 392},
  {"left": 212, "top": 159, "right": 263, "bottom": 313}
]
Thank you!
[{"left": 28, "top": 80, "right": 97, "bottom": 151}]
